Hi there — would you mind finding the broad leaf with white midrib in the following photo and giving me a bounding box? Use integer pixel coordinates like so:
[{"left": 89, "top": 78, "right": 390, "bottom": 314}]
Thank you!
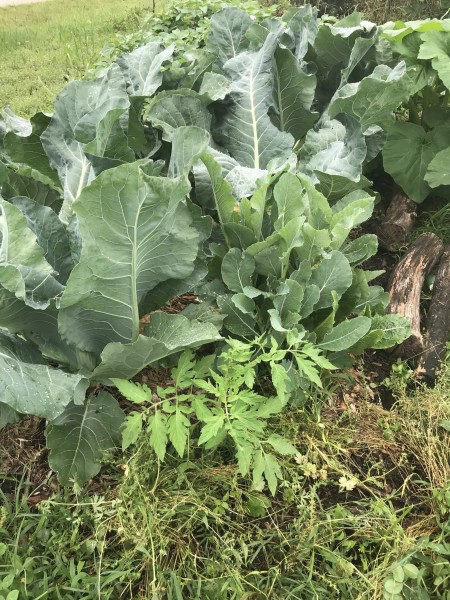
[
  {"left": 42, "top": 65, "right": 133, "bottom": 223},
  {"left": 117, "top": 41, "right": 175, "bottom": 97},
  {"left": 59, "top": 162, "right": 202, "bottom": 354},
  {"left": 213, "top": 33, "right": 294, "bottom": 170},
  {"left": 0, "top": 199, "right": 64, "bottom": 309},
  {"left": 91, "top": 312, "right": 222, "bottom": 380},
  {"left": 46, "top": 391, "right": 124, "bottom": 486}
]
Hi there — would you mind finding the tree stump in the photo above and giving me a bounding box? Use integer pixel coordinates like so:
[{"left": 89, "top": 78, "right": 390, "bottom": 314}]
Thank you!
[
  {"left": 387, "top": 233, "right": 444, "bottom": 358},
  {"left": 417, "top": 246, "right": 450, "bottom": 381},
  {"left": 377, "top": 189, "right": 417, "bottom": 251}
]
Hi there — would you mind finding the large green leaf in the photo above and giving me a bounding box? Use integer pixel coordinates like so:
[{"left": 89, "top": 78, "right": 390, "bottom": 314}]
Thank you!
[
  {"left": 197, "top": 152, "right": 237, "bottom": 245},
  {"left": 46, "top": 391, "right": 124, "bottom": 486},
  {"left": 317, "top": 173, "right": 372, "bottom": 201},
  {"left": 298, "top": 116, "right": 366, "bottom": 183},
  {"left": 213, "top": 33, "right": 294, "bottom": 169},
  {"left": 91, "top": 313, "right": 222, "bottom": 380},
  {"left": 0, "top": 107, "right": 31, "bottom": 141},
  {"left": 273, "top": 47, "right": 318, "bottom": 141},
  {"left": 309, "top": 251, "right": 353, "bottom": 309},
  {"left": 59, "top": 162, "right": 201, "bottom": 354},
  {"left": 381, "top": 19, "right": 450, "bottom": 43},
  {"left": 328, "top": 63, "right": 412, "bottom": 132},
  {"left": 285, "top": 5, "right": 318, "bottom": 61},
  {"left": 10, "top": 197, "right": 72, "bottom": 285},
  {"left": 145, "top": 90, "right": 211, "bottom": 141},
  {"left": 330, "top": 191, "right": 374, "bottom": 248},
  {"left": 273, "top": 172, "right": 309, "bottom": 229},
  {"left": 193, "top": 147, "right": 239, "bottom": 209},
  {"left": 0, "top": 331, "right": 88, "bottom": 420},
  {"left": 0, "top": 167, "right": 62, "bottom": 211},
  {"left": 0, "top": 288, "right": 80, "bottom": 368},
  {"left": 42, "top": 65, "right": 133, "bottom": 222},
  {"left": 369, "top": 314, "right": 411, "bottom": 350},
  {"left": 342, "top": 234, "right": 378, "bottom": 265},
  {"left": 3, "top": 113, "right": 60, "bottom": 187},
  {"left": 318, "top": 316, "right": 371, "bottom": 351},
  {"left": 221, "top": 249, "right": 255, "bottom": 293},
  {"left": 425, "top": 147, "right": 450, "bottom": 188},
  {"left": 383, "top": 122, "right": 450, "bottom": 202},
  {"left": 168, "top": 126, "right": 210, "bottom": 179},
  {"left": 314, "top": 18, "right": 370, "bottom": 71},
  {"left": 198, "top": 72, "right": 231, "bottom": 101},
  {"left": 207, "top": 7, "right": 252, "bottom": 68},
  {"left": 0, "top": 199, "right": 64, "bottom": 308},
  {"left": 418, "top": 31, "right": 450, "bottom": 91},
  {"left": 117, "top": 41, "right": 175, "bottom": 97}
]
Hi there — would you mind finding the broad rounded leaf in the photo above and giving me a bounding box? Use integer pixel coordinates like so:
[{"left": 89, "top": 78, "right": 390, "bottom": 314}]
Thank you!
[
  {"left": 418, "top": 31, "right": 450, "bottom": 91},
  {"left": 309, "top": 251, "right": 353, "bottom": 309},
  {"left": 298, "top": 117, "right": 366, "bottom": 184},
  {"left": 222, "top": 249, "right": 255, "bottom": 293},
  {"left": 383, "top": 121, "right": 450, "bottom": 202},
  {"left": 117, "top": 41, "right": 175, "bottom": 97},
  {"left": 425, "top": 147, "right": 450, "bottom": 188},
  {"left": 213, "top": 33, "right": 294, "bottom": 169},
  {"left": 46, "top": 391, "right": 124, "bottom": 486},
  {"left": 273, "top": 47, "right": 318, "bottom": 141},
  {"left": 369, "top": 314, "right": 411, "bottom": 349},
  {"left": 146, "top": 90, "right": 211, "bottom": 141},
  {"left": 318, "top": 316, "right": 371, "bottom": 351},
  {"left": 207, "top": 7, "right": 252, "bottom": 68},
  {"left": 59, "top": 163, "right": 201, "bottom": 354},
  {"left": 0, "top": 331, "right": 87, "bottom": 420},
  {"left": 329, "top": 63, "right": 412, "bottom": 132},
  {"left": 91, "top": 313, "right": 222, "bottom": 380}
]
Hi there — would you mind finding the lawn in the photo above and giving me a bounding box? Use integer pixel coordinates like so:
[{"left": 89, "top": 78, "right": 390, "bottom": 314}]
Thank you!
[{"left": 0, "top": 0, "right": 151, "bottom": 116}]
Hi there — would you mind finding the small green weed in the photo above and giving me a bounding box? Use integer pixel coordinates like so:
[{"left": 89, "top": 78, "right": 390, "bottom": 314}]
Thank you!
[
  {"left": 412, "top": 203, "right": 450, "bottom": 246},
  {"left": 0, "top": 478, "right": 132, "bottom": 599},
  {"left": 113, "top": 336, "right": 335, "bottom": 495}
]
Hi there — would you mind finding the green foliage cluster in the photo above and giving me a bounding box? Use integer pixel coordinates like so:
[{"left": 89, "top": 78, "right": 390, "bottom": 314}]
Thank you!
[
  {"left": 91, "top": 0, "right": 276, "bottom": 77},
  {"left": 1, "top": 4, "right": 425, "bottom": 486},
  {"left": 115, "top": 338, "right": 333, "bottom": 495},
  {"left": 3, "top": 0, "right": 450, "bottom": 491},
  {"left": 381, "top": 19, "right": 450, "bottom": 202}
]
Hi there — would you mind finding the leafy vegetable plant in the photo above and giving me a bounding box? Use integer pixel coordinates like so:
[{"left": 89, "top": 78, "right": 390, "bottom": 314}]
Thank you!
[
  {"left": 1, "top": 4, "right": 417, "bottom": 486},
  {"left": 380, "top": 18, "right": 450, "bottom": 202},
  {"left": 114, "top": 339, "right": 320, "bottom": 495}
]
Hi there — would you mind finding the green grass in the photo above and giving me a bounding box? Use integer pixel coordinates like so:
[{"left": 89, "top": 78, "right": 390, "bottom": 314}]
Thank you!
[
  {"left": 2, "top": 358, "right": 450, "bottom": 598},
  {"left": 0, "top": 0, "right": 153, "bottom": 116}
]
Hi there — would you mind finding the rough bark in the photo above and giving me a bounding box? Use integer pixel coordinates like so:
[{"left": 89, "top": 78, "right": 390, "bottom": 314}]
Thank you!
[
  {"left": 417, "top": 246, "right": 450, "bottom": 381},
  {"left": 387, "top": 233, "right": 444, "bottom": 358},
  {"left": 377, "top": 190, "right": 417, "bottom": 251}
]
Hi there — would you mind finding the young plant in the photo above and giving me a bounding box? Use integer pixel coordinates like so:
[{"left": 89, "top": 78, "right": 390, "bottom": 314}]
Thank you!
[{"left": 114, "top": 337, "right": 336, "bottom": 494}]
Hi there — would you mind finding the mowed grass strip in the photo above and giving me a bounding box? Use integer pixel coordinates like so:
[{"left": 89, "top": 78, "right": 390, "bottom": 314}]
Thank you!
[{"left": 0, "top": 0, "right": 152, "bottom": 116}]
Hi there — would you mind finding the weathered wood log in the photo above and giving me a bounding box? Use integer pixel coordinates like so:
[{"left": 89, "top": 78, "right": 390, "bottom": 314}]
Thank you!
[
  {"left": 387, "top": 233, "right": 444, "bottom": 358},
  {"left": 377, "top": 189, "right": 417, "bottom": 251},
  {"left": 417, "top": 246, "right": 450, "bottom": 381}
]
